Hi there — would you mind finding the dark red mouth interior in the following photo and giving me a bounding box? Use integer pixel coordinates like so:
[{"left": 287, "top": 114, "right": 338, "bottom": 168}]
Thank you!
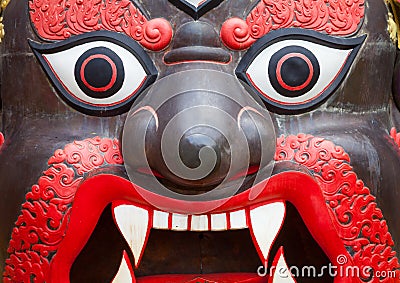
[{"left": 70, "top": 202, "right": 332, "bottom": 282}]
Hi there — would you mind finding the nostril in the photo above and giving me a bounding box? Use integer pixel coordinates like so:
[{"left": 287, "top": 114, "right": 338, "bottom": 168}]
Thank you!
[
  {"left": 162, "top": 125, "right": 230, "bottom": 186},
  {"left": 179, "top": 133, "right": 220, "bottom": 170}
]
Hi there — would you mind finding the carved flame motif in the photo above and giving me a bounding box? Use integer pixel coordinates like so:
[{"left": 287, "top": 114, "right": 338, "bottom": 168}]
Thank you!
[
  {"left": 276, "top": 134, "right": 400, "bottom": 282},
  {"left": 3, "top": 134, "right": 399, "bottom": 282},
  {"left": 0, "top": 132, "right": 4, "bottom": 149},
  {"left": 29, "top": 0, "right": 173, "bottom": 51},
  {"left": 3, "top": 137, "right": 123, "bottom": 282},
  {"left": 390, "top": 127, "right": 400, "bottom": 148},
  {"left": 221, "top": 0, "right": 365, "bottom": 50}
]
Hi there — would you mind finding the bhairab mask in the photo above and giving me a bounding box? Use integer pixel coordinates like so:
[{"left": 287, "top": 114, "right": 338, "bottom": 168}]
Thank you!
[{"left": 1, "top": 0, "right": 400, "bottom": 282}]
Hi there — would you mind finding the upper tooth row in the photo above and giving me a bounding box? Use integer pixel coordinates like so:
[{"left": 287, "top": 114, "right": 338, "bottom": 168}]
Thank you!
[
  {"left": 153, "top": 209, "right": 248, "bottom": 231},
  {"left": 113, "top": 201, "right": 286, "bottom": 269}
]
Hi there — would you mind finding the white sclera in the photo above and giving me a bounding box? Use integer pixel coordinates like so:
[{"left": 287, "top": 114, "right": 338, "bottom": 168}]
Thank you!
[
  {"left": 44, "top": 41, "right": 147, "bottom": 106},
  {"left": 246, "top": 39, "right": 352, "bottom": 105}
]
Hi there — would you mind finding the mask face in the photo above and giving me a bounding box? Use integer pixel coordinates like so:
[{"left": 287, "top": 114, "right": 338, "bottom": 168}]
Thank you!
[{"left": 1, "top": 0, "right": 400, "bottom": 282}]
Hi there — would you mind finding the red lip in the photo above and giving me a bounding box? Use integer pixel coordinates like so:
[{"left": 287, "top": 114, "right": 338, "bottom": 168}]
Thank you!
[{"left": 47, "top": 171, "right": 353, "bottom": 282}]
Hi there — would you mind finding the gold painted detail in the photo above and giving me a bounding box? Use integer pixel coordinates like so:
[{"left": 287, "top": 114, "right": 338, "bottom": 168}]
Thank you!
[
  {"left": 0, "top": 0, "right": 10, "bottom": 42},
  {"left": 388, "top": 0, "right": 400, "bottom": 47},
  {"left": 388, "top": 11, "right": 398, "bottom": 44}
]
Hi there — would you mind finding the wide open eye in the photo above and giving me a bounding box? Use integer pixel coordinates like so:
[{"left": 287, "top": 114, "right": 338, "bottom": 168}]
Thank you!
[
  {"left": 29, "top": 31, "right": 157, "bottom": 116},
  {"left": 236, "top": 29, "right": 366, "bottom": 114}
]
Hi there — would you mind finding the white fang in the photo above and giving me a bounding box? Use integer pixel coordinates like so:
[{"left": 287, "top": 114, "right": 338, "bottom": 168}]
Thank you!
[
  {"left": 113, "top": 205, "right": 149, "bottom": 267},
  {"left": 272, "top": 251, "right": 296, "bottom": 282},
  {"left": 111, "top": 251, "right": 134, "bottom": 283},
  {"left": 249, "top": 202, "right": 285, "bottom": 262}
]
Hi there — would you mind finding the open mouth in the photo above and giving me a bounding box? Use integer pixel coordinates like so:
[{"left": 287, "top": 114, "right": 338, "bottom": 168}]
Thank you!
[
  {"left": 48, "top": 170, "right": 352, "bottom": 283},
  {"left": 112, "top": 200, "right": 285, "bottom": 283}
]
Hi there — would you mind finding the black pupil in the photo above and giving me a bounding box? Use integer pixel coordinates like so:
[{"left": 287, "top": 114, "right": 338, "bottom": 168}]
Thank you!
[
  {"left": 268, "top": 45, "right": 320, "bottom": 98},
  {"left": 84, "top": 58, "right": 113, "bottom": 88},
  {"left": 74, "top": 46, "right": 125, "bottom": 100},
  {"left": 280, "top": 57, "right": 310, "bottom": 87}
]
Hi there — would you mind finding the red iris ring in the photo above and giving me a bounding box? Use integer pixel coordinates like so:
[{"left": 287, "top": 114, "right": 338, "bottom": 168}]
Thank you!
[
  {"left": 74, "top": 46, "right": 125, "bottom": 100},
  {"left": 268, "top": 45, "right": 320, "bottom": 99},
  {"left": 276, "top": 52, "right": 314, "bottom": 92},
  {"left": 80, "top": 54, "right": 118, "bottom": 92}
]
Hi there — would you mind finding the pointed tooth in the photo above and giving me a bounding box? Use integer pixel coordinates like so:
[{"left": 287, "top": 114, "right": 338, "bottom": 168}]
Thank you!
[
  {"left": 112, "top": 251, "right": 135, "bottom": 283},
  {"left": 229, "top": 209, "right": 247, "bottom": 229},
  {"left": 249, "top": 202, "right": 285, "bottom": 263},
  {"left": 191, "top": 215, "right": 209, "bottom": 231},
  {"left": 211, "top": 213, "right": 227, "bottom": 231},
  {"left": 171, "top": 213, "right": 188, "bottom": 231},
  {"left": 271, "top": 247, "right": 296, "bottom": 283},
  {"left": 153, "top": 210, "right": 169, "bottom": 229},
  {"left": 113, "top": 205, "right": 150, "bottom": 268}
]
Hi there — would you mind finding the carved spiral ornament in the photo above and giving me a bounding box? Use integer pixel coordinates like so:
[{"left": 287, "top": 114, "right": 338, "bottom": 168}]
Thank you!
[
  {"left": 29, "top": 0, "right": 173, "bottom": 51},
  {"left": 221, "top": 0, "right": 365, "bottom": 50}
]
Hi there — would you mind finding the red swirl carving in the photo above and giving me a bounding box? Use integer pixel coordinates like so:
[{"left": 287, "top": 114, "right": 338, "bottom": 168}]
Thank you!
[
  {"left": 29, "top": 0, "right": 172, "bottom": 51},
  {"left": 390, "top": 127, "right": 400, "bottom": 149},
  {"left": 0, "top": 132, "right": 4, "bottom": 149},
  {"left": 3, "top": 137, "right": 123, "bottom": 282},
  {"left": 221, "top": 0, "right": 365, "bottom": 50},
  {"left": 3, "top": 135, "right": 399, "bottom": 282},
  {"left": 276, "top": 134, "right": 400, "bottom": 282}
]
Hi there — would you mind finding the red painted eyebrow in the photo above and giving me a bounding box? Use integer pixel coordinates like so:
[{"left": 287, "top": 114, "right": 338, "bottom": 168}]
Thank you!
[
  {"left": 221, "top": 0, "right": 365, "bottom": 50},
  {"left": 29, "top": 0, "right": 173, "bottom": 51}
]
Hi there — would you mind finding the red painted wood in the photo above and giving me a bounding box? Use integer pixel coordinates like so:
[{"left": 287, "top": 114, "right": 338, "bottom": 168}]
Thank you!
[
  {"left": 29, "top": 0, "right": 173, "bottom": 51},
  {"left": 220, "top": 0, "right": 365, "bottom": 50}
]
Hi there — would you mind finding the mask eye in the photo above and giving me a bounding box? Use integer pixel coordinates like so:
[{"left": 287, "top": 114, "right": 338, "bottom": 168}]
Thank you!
[
  {"left": 236, "top": 29, "right": 366, "bottom": 114},
  {"left": 29, "top": 31, "right": 157, "bottom": 116}
]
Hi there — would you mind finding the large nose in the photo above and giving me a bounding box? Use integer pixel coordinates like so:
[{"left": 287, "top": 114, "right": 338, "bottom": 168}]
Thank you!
[{"left": 122, "top": 69, "right": 276, "bottom": 200}]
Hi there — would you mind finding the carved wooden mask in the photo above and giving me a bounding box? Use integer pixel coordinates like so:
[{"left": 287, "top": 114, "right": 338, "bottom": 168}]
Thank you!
[{"left": 1, "top": 0, "right": 400, "bottom": 282}]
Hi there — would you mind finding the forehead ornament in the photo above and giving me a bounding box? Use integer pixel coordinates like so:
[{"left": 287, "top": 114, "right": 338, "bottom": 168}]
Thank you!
[{"left": 221, "top": 0, "right": 365, "bottom": 50}]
